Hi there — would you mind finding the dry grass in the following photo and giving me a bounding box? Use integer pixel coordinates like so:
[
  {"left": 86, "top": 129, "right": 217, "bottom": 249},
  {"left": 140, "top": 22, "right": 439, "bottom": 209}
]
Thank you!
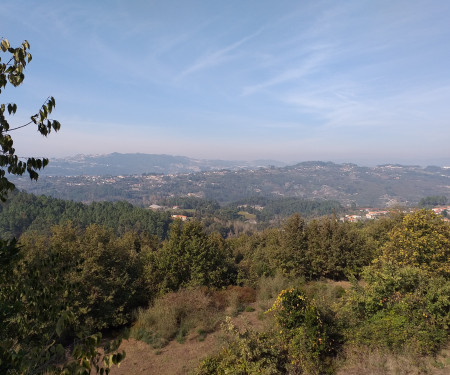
[
  {"left": 223, "top": 285, "right": 256, "bottom": 316},
  {"left": 256, "top": 273, "right": 293, "bottom": 314},
  {"left": 337, "top": 344, "right": 450, "bottom": 375},
  {"left": 112, "top": 293, "right": 264, "bottom": 375},
  {"left": 130, "top": 286, "right": 257, "bottom": 348},
  {"left": 131, "top": 288, "right": 217, "bottom": 347}
]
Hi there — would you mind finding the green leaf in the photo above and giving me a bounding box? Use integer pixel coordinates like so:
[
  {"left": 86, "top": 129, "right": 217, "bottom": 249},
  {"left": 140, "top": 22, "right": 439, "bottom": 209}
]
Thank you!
[
  {"left": 56, "top": 343, "right": 65, "bottom": 356},
  {"left": 1, "top": 39, "right": 10, "bottom": 52},
  {"left": 7, "top": 103, "right": 17, "bottom": 115},
  {"left": 82, "top": 359, "right": 91, "bottom": 369},
  {"left": 52, "top": 120, "right": 61, "bottom": 131},
  {"left": 55, "top": 315, "right": 65, "bottom": 337}
]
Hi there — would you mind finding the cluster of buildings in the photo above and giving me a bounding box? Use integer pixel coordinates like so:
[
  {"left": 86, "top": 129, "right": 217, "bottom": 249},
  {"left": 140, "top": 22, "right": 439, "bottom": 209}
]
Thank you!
[
  {"left": 342, "top": 206, "right": 449, "bottom": 223},
  {"left": 147, "top": 204, "right": 189, "bottom": 221},
  {"left": 148, "top": 202, "right": 449, "bottom": 224},
  {"left": 431, "top": 206, "right": 450, "bottom": 215},
  {"left": 342, "top": 209, "right": 390, "bottom": 222},
  {"left": 171, "top": 214, "right": 188, "bottom": 221}
]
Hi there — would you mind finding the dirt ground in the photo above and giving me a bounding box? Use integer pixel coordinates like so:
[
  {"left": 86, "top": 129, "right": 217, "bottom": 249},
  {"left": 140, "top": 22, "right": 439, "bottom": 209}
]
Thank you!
[{"left": 110, "top": 303, "right": 265, "bottom": 375}]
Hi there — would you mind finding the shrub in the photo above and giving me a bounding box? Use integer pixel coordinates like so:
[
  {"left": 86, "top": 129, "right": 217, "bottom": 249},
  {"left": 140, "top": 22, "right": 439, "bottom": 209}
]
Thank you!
[
  {"left": 338, "top": 211, "right": 450, "bottom": 356},
  {"left": 196, "top": 317, "right": 287, "bottom": 375},
  {"left": 341, "top": 264, "right": 450, "bottom": 354},
  {"left": 378, "top": 209, "right": 450, "bottom": 279},
  {"left": 268, "top": 287, "right": 337, "bottom": 374},
  {"left": 268, "top": 288, "right": 310, "bottom": 330}
]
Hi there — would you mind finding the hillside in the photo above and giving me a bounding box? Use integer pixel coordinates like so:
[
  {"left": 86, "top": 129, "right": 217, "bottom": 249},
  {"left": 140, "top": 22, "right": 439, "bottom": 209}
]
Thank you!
[
  {"left": 11, "top": 158, "right": 450, "bottom": 207},
  {"left": 38, "top": 153, "right": 287, "bottom": 176}
]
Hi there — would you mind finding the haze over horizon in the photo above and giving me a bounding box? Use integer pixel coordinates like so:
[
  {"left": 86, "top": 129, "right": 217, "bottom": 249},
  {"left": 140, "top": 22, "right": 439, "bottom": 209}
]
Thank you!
[
  {"left": 3, "top": 1, "right": 450, "bottom": 167},
  {"left": 50, "top": 151, "right": 450, "bottom": 169}
]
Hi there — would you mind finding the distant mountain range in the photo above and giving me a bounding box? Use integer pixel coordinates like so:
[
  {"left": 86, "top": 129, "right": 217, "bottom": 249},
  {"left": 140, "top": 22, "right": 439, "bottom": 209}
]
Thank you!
[
  {"left": 11, "top": 154, "right": 450, "bottom": 207},
  {"left": 39, "top": 153, "right": 287, "bottom": 176}
]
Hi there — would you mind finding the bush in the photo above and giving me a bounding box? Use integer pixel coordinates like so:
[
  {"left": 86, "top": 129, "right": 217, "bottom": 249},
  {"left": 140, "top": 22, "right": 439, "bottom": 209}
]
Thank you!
[
  {"left": 268, "top": 287, "right": 338, "bottom": 374},
  {"left": 196, "top": 317, "right": 287, "bottom": 375},
  {"left": 378, "top": 209, "right": 450, "bottom": 279},
  {"left": 339, "top": 211, "right": 450, "bottom": 356},
  {"left": 341, "top": 265, "right": 450, "bottom": 354}
]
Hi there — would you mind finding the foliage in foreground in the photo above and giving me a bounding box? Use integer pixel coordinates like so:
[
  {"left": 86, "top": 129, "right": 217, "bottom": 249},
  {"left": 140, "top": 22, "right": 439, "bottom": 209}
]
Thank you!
[
  {"left": 0, "top": 237, "right": 125, "bottom": 375},
  {"left": 341, "top": 266, "right": 449, "bottom": 355},
  {"left": 2, "top": 196, "right": 449, "bottom": 374},
  {"left": 1, "top": 36, "right": 127, "bottom": 374},
  {"left": 340, "top": 210, "right": 450, "bottom": 355},
  {"left": 196, "top": 285, "right": 339, "bottom": 375},
  {"left": 197, "top": 210, "right": 449, "bottom": 374},
  {"left": 1, "top": 218, "right": 240, "bottom": 373},
  {"left": 1, "top": 38, "right": 61, "bottom": 201},
  {"left": 197, "top": 317, "right": 288, "bottom": 375}
]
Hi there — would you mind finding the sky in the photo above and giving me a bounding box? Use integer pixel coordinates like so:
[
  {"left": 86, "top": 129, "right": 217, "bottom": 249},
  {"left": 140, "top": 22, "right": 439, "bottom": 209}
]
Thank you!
[{"left": 2, "top": 0, "right": 450, "bottom": 166}]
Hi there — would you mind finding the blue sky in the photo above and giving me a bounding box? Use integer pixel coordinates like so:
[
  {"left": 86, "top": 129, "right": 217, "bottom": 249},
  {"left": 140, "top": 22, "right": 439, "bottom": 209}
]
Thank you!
[{"left": 2, "top": 0, "right": 450, "bottom": 166}]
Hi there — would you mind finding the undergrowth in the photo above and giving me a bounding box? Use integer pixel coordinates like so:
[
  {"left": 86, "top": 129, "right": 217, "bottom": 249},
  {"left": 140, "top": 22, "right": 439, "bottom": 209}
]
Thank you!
[{"left": 130, "top": 286, "right": 256, "bottom": 348}]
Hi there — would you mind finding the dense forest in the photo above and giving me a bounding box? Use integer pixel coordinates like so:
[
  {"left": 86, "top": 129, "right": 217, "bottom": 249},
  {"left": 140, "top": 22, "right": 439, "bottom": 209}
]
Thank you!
[
  {"left": 0, "top": 191, "right": 343, "bottom": 240},
  {"left": 1, "top": 190, "right": 449, "bottom": 374},
  {"left": 0, "top": 191, "right": 171, "bottom": 240}
]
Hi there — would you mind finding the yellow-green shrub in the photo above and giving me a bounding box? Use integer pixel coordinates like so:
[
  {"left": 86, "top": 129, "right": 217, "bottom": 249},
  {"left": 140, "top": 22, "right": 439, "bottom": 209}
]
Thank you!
[{"left": 268, "top": 287, "right": 337, "bottom": 374}]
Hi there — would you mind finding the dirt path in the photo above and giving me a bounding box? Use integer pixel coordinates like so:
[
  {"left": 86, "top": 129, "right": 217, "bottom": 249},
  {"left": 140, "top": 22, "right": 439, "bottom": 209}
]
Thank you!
[{"left": 110, "top": 304, "right": 265, "bottom": 375}]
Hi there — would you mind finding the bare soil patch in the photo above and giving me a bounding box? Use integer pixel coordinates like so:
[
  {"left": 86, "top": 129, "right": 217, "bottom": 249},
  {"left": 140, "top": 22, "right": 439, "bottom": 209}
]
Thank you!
[{"left": 110, "top": 303, "right": 265, "bottom": 375}]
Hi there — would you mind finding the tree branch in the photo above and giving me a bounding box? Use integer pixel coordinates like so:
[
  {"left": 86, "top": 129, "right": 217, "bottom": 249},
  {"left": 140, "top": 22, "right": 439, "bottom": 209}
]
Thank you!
[{"left": 6, "top": 120, "right": 33, "bottom": 131}]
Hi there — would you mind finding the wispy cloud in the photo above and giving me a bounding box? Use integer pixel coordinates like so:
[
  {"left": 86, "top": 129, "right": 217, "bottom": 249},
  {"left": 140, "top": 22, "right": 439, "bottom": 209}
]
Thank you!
[
  {"left": 283, "top": 78, "right": 450, "bottom": 137},
  {"left": 4, "top": 0, "right": 450, "bottom": 164},
  {"left": 178, "top": 28, "right": 264, "bottom": 78},
  {"left": 241, "top": 51, "right": 329, "bottom": 96}
]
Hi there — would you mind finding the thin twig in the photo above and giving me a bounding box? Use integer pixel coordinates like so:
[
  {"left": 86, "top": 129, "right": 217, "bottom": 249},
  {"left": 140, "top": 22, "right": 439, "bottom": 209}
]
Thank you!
[{"left": 6, "top": 120, "right": 33, "bottom": 131}]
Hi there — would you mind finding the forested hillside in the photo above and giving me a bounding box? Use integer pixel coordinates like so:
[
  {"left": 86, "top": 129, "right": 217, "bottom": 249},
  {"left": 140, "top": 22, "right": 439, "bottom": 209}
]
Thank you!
[
  {"left": 0, "top": 191, "right": 171, "bottom": 239},
  {"left": 11, "top": 161, "right": 450, "bottom": 207},
  {"left": 0, "top": 192, "right": 345, "bottom": 241},
  {"left": 37, "top": 153, "right": 287, "bottom": 176}
]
